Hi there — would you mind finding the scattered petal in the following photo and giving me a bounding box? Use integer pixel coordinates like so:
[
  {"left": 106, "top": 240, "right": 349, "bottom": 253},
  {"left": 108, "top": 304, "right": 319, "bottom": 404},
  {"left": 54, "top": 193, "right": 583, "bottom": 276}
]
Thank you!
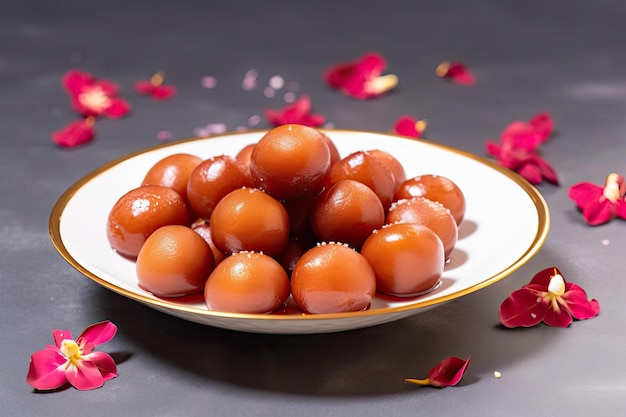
[
  {"left": 263, "top": 86, "right": 276, "bottom": 98},
  {"left": 405, "top": 356, "right": 471, "bottom": 388},
  {"left": 27, "top": 321, "right": 118, "bottom": 391},
  {"left": 248, "top": 114, "right": 261, "bottom": 127},
  {"left": 156, "top": 130, "right": 171, "bottom": 141},
  {"left": 568, "top": 173, "right": 626, "bottom": 225},
  {"left": 201, "top": 76, "right": 217, "bottom": 89},
  {"left": 392, "top": 116, "right": 427, "bottom": 138},
  {"left": 264, "top": 94, "right": 325, "bottom": 127},
  {"left": 242, "top": 69, "right": 258, "bottom": 90},
  {"left": 324, "top": 52, "right": 398, "bottom": 99},
  {"left": 436, "top": 61, "right": 475, "bottom": 86},
  {"left": 135, "top": 71, "right": 176, "bottom": 100},
  {"left": 63, "top": 69, "right": 130, "bottom": 118},
  {"left": 51, "top": 117, "right": 96, "bottom": 148},
  {"left": 499, "top": 267, "right": 600, "bottom": 328}
]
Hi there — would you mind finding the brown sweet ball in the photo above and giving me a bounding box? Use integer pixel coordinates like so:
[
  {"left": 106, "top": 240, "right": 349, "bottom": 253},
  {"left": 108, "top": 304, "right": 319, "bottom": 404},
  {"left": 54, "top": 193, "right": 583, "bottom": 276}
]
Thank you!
[
  {"left": 327, "top": 150, "right": 396, "bottom": 210},
  {"left": 204, "top": 251, "right": 290, "bottom": 314},
  {"left": 291, "top": 242, "right": 376, "bottom": 314},
  {"left": 250, "top": 124, "right": 331, "bottom": 200},
  {"left": 310, "top": 179, "right": 385, "bottom": 249},
  {"left": 186, "top": 155, "right": 253, "bottom": 219},
  {"left": 322, "top": 133, "right": 342, "bottom": 166},
  {"left": 360, "top": 223, "right": 444, "bottom": 296},
  {"left": 368, "top": 149, "right": 407, "bottom": 191},
  {"left": 209, "top": 187, "right": 289, "bottom": 257},
  {"left": 386, "top": 197, "right": 458, "bottom": 259},
  {"left": 136, "top": 225, "right": 215, "bottom": 297},
  {"left": 107, "top": 185, "right": 191, "bottom": 258},
  {"left": 191, "top": 219, "right": 227, "bottom": 265},
  {"left": 141, "top": 153, "right": 202, "bottom": 203},
  {"left": 394, "top": 174, "right": 466, "bottom": 225},
  {"left": 235, "top": 143, "right": 255, "bottom": 171}
]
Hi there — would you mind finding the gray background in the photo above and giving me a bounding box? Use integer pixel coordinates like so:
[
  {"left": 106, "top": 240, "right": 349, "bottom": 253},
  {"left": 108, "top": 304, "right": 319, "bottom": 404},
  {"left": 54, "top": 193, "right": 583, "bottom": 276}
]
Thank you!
[{"left": 2, "top": 0, "right": 625, "bottom": 415}]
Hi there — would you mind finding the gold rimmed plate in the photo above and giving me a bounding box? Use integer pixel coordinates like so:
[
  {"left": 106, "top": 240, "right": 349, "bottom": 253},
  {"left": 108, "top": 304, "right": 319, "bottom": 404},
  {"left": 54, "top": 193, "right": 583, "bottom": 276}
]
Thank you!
[{"left": 49, "top": 130, "right": 549, "bottom": 334}]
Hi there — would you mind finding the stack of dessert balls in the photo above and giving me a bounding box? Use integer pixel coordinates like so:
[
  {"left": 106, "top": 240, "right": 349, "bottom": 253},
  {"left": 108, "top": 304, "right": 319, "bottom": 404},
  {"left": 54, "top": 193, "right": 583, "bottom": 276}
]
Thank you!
[{"left": 106, "top": 124, "right": 465, "bottom": 315}]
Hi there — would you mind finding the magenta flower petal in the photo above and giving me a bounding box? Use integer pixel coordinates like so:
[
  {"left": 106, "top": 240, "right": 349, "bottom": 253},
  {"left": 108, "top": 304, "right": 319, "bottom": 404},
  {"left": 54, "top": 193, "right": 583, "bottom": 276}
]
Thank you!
[
  {"left": 568, "top": 174, "right": 626, "bottom": 225},
  {"left": 51, "top": 118, "right": 96, "bottom": 148},
  {"left": 616, "top": 200, "right": 626, "bottom": 219},
  {"left": 134, "top": 72, "right": 177, "bottom": 101},
  {"left": 264, "top": 94, "right": 325, "bottom": 127},
  {"left": 79, "top": 321, "right": 117, "bottom": 346},
  {"left": 325, "top": 52, "right": 398, "bottom": 99},
  {"left": 560, "top": 284, "right": 601, "bottom": 320},
  {"left": 52, "top": 329, "right": 73, "bottom": 347},
  {"left": 392, "top": 116, "right": 427, "bottom": 138},
  {"left": 62, "top": 69, "right": 130, "bottom": 118},
  {"left": 499, "top": 287, "right": 547, "bottom": 328},
  {"left": 501, "top": 121, "right": 544, "bottom": 152},
  {"left": 517, "top": 163, "right": 543, "bottom": 184},
  {"left": 568, "top": 183, "right": 603, "bottom": 210},
  {"left": 27, "top": 349, "right": 68, "bottom": 390},
  {"left": 528, "top": 112, "right": 554, "bottom": 143},
  {"left": 405, "top": 356, "right": 471, "bottom": 388},
  {"left": 85, "top": 351, "right": 118, "bottom": 382},
  {"left": 581, "top": 199, "right": 614, "bottom": 226},
  {"left": 436, "top": 61, "right": 475, "bottom": 86},
  {"left": 541, "top": 302, "right": 574, "bottom": 328},
  {"left": 65, "top": 360, "right": 105, "bottom": 391}
]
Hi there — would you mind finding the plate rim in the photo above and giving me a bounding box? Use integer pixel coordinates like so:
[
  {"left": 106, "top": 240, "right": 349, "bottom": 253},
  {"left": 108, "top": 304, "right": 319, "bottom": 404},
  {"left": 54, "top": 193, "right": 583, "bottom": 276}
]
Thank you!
[{"left": 49, "top": 128, "right": 550, "bottom": 323}]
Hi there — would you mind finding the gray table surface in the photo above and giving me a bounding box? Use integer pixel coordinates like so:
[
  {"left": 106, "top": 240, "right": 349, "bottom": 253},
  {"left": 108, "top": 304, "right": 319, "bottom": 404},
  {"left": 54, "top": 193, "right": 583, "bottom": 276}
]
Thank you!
[{"left": 2, "top": 0, "right": 625, "bottom": 415}]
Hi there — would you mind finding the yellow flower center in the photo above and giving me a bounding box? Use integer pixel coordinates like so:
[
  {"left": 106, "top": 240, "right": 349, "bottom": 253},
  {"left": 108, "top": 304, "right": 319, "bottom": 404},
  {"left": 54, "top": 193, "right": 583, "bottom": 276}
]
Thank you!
[
  {"left": 60, "top": 339, "right": 82, "bottom": 366},
  {"left": 79, "top": 87, "right": 111, "bottom": 112}
]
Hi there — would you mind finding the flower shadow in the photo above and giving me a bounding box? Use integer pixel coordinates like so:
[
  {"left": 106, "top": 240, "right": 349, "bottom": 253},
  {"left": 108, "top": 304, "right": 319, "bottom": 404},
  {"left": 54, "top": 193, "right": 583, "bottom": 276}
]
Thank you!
[{"left": 96, "top": 248, "right": 562, "bottom": 397}]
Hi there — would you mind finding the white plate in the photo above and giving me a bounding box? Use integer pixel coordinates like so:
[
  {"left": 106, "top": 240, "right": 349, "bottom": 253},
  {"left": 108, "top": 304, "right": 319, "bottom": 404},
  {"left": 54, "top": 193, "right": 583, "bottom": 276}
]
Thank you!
[{"left": 50, "top": 130, "right": 549, "bottom": 334}]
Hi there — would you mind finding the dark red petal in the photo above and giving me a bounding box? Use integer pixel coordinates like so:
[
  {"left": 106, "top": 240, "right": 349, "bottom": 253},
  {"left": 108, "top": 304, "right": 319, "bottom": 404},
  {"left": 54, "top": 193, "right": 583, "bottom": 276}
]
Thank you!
[
  {"left": 581, "top": 199, "right": 613, "bottom": 226},
  {"left": 532, "top": 155, "right": 559, "bottom": 185},
  {"left": 437, "top": 61, "right": 475, "bottom": 86},
  {"left": 51, "top": 120, "right": 96, "bottom": 148},
  {"left": 78, "top": 321, "right": 117, "bottom": 346},
  {"left": 568, "top": 183, "right": 604, "bottom": 209},
  {"left": 561, "top": 284, "right": 600, "bottom": 320},
  {"left": 542, "top": 303, "right": 573, "bottom": 328},
  {"left": 428, "top": 356, "right": 471, "bottom": 387},
  {"left": 528, "top": 112, "right": 554, "bottom": 143},
  {"left": 499, "top": 287, "right": 548, "bottom": 328},
  {"left": 26, "top": 349, "right": 68, "bottom": 390},
  {"left": 529, "top": 267, "right": 560, "bottom": 286}
]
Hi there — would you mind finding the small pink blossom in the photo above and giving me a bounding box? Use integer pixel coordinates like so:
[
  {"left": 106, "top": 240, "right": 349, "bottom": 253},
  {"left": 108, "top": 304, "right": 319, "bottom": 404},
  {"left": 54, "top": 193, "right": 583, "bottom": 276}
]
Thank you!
[
  {"left": 27, "top": 321, "right": 118, "bottom": 391},
  {"left": 324, "top": 52, "right": 398, "bottom": 99},
  {"left": 568, "top": 173, "right": 626, "bottom": 225},
  {"left": 51, "top": 117, "right": 96, "bottom": 148},
  {"left": 63, "top": 69, "right": 130, "bottom": 118},
  {"left": 405, "top": 356, "right": 471, "bottom": 388},
  {"left": 264, "top": 95, "right": 325, "bottom": 127},
  {"left": 135, "top": 71, "right": 176, "bottom": 100},
  {"left": 436, "top": 61, "right": 475, "bottom": 86},
  {"left": 392, "top": 116, "right": 427, "bottom": 138},
  {"left": 499, "top": 267, "right": 600, "bottom": 328}
]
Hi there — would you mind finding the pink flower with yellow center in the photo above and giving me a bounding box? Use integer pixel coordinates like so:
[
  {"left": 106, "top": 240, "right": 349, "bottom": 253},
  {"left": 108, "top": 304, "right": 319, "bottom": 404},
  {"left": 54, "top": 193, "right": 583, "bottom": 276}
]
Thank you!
[
  {"left": 568, "top": 173, "right": 626, "bottom": 226},
  {"left": 63, "top": 69, "right": 130, "bottom": 118},
  {"left": 324, "top": 52, "right": 398, "bottom": 99}
]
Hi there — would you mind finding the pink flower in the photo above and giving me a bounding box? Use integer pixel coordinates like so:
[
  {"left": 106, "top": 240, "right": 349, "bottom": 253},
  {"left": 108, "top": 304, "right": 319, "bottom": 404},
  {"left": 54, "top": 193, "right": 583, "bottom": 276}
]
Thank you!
[
  {"left": 51, "top": 117, "right": 96, "bottom": 148},
  {"left": 405, "top": 356, "right": 471, "bottom": 388},
  {"left": 499, "top": 267, "right": 600, "bottom": 328},
  {"left": 485, "top": 112, "right": 558, "bottom": 185},
  {"left": 392, "top": 116, "right": 427, "bottom": 138},
  {"left": 63, "top": 69, "right": 130, "bottom": 118},
  {"left": 568, "top": 173, "right": 626, "bottom": 225},
  {"left": 135, "top": 71, "right": 177, "bottom": 100},
  {"left": 27, "top": 321, "right": 118, "bottom": 391},
  {"left": 436, "top": 61, "right": 475, "bottom": 86},
  {"left": 264, "top": 94, "right": 325, "bottom": 127},
  {"left": 324, "top": 52, "right": 398, "bottom": 99}
]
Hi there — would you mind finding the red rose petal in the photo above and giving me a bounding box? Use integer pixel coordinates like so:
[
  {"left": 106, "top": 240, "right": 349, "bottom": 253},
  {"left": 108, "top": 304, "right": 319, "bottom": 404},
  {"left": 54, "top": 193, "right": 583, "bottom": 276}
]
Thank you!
[
  {"left": 51, "top": 118, "right": 95, "bottom": 148},
  {"left": 436, "top": 61, "right": 475, "bottom": 86}
]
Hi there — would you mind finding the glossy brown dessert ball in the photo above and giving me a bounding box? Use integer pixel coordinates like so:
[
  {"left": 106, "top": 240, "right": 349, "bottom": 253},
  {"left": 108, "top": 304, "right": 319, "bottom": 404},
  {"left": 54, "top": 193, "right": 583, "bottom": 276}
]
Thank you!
[
  {"left": 191, "top": 219, "right": 226, "bottom": 265},
  {"left": 394, "top": 174, "right": 466, "bottom": 225},
  {"left": 107, "top": 185, "right": 191, "bottom": 258},
  {"left": 141, "top": 153, "right": 202, "bottom": 203},
  {"left": 250, "top": 124, "right": 331, "bottom": 200},
  {"left": 204, "top": 251, "right": 290, "bottom": 314},
  {"left": 310, "top": 179, "right": 384, "bottom": 248},
  {"left": 136, "top": 225, "right": 215, "bottom": 297},
  {"left": 209, "top": 187, "right": 289, "bottom": 256},
  {"left": 291, "top": 243, "right": 376, "bottom": 314},
  {"left": 360, "top": 223, "right": 444, "bottom": 296},
  {"left": 186, "top": 155, "right": 253, "bottom": 219},
  {"left": 368, "top": 149, "right": 407, "bottom": 191},
  {"left": 328, "top": 150, "right": 396, "bottom": 210},
  {"left": 386, "top": 197, "right": 458, "bottom": 259},
  {"left": 322, "top": 133, "right": 342, "bottom": 165},
  {"left": 235, "top": 143, "right": 255, "bottom": 171}
]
